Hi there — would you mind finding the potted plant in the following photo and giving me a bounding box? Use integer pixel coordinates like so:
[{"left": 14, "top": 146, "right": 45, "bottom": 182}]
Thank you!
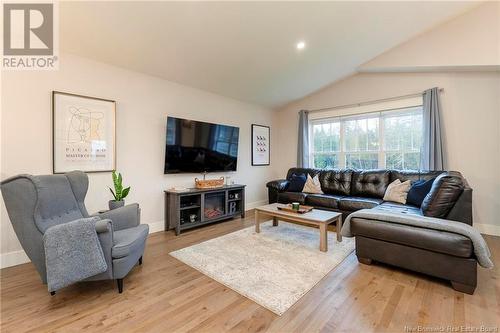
[{"left": 109, "top": 170, "right": 131, "bottom": 210}]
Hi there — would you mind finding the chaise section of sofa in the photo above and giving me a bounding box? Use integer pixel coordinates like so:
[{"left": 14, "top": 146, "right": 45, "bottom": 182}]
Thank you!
[{"left": 266, "top": 167, "right": 478, "bottom": 293}]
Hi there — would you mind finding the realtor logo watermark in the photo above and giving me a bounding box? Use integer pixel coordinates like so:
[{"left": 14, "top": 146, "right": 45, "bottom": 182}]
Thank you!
[{"left": 2, "top": 2, "right": 59, "bottom": 70}]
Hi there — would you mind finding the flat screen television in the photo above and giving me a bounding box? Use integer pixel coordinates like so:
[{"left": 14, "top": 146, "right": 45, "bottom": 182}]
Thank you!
[{"left": 164, "top": 116, "right": 239, "bottom": 174}]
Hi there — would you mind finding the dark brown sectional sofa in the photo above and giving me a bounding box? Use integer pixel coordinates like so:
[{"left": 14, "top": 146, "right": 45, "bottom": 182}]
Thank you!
[{"left": 266, "top": 168, "right": 477, "bottom": 294}]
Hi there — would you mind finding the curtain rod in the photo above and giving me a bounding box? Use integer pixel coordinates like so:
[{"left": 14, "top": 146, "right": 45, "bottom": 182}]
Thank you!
[{"left": 308, "top": 88, "right": 444, "bottom": 113}]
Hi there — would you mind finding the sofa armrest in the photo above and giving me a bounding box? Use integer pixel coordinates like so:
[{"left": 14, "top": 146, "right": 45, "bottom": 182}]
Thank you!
[
  {"left": 266, "top": 179, "right": 289, "bottom": 192},
  {"left": 95, "top": 203, "right": 141, "bottom": 231},
  {"left": 266, "top": 179, "right": 289, "bottom": 204},
  {"left": 446, "top": 187, "right": 473, "bottom": 226}
]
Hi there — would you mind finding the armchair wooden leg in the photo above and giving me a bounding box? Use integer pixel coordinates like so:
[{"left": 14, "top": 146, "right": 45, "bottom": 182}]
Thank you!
[
  {"left": 139, "top": 256, "right": 143, "bottom": 265},
  {"left": 50, "top": 291, "right": 56, "bottom": 296},
  {"left": 117, "top": 279, "right": 123, "bottom": 293}
]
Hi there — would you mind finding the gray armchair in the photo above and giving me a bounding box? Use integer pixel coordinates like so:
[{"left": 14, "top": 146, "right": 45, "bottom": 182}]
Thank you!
[{"left": 0, "top": 170, "right": 148, "bottom": 294}]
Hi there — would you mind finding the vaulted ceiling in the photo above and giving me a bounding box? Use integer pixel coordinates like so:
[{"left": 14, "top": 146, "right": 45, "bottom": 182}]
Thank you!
[{"left": 60, "top": 1, "right": 480, "bottom": 108}]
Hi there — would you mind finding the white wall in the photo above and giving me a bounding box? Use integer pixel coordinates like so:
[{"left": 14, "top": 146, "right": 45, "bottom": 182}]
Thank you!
[
  {"left": 275, "top": 71, "right": 500, "bottom": 234},
  {"left": 359, "top": 2, "right": 500, "bottom": 71},
  {"left": 1, "top": 53, "right": 275, "bottom": 266}
]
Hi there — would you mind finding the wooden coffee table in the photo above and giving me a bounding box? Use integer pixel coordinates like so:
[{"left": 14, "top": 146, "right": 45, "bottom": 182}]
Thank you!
[{"left": 254, "top": 203, "right": 343, "bottom": 252}]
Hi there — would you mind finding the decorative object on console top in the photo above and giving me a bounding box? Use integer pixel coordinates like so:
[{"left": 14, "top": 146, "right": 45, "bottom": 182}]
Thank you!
[{"left": 195, "top": 172, "right": 225, "bottom": 189}]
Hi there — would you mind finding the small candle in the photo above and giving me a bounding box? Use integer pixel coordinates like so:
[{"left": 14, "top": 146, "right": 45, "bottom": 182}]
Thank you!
[{"left": 291, "top": 202, "right": 300, "bottom": 210}]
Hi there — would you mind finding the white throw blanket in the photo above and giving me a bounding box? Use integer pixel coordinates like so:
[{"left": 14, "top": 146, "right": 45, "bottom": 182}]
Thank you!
[{"left": 341, "top": 209, "right": 493, "bottom": 268}]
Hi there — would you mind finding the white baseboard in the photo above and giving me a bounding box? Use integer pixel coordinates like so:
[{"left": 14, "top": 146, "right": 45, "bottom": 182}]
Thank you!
[
  {"left": 148, "top": 220, "right": 165, "bottom": 234},
  {"left": 2, "top": 218, "right": 498, "bottom": 269},
  {"left": 1, "top": 200, "right": 269, "bottom": 269},
  {"left": 246, "top": 200, "right": 268, "bottom": 210},
  {"left": 475, "top": 223, "right": 500, "bottom": 236},
  {"left": 1, "top": 250, "right": 30, "bottom": 269}
]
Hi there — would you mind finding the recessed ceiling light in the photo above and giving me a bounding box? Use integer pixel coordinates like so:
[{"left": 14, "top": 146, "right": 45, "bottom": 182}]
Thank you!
[{"left": 296, "top": 41, "right": 306, "bottom": 50}]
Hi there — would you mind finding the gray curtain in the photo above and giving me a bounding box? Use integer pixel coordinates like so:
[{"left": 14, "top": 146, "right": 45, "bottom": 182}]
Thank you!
[
  {"left": 421, "top": 87, "right": 446, "bottom": 171},
  {"left": 297, "top": 110, "right": 309, "bottom": 168}
]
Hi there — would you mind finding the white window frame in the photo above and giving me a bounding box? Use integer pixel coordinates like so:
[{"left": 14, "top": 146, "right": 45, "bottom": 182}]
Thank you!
[{"left": 308, "top": 96, "right": 423, "bottom": 170}]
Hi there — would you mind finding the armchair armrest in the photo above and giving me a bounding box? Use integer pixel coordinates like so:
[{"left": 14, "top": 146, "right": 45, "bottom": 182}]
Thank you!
[
  {"left": 95, "top": 203, "right": 141, "bottom": 231},
  {"left": 266, "top": 179, "right": 290, "bottom": 192},
  {"left": 95, "top": 218, "right": 113, "bottom": 233},
  {"left": 89, "top": 218, "right": 113, "bottom": 281}
]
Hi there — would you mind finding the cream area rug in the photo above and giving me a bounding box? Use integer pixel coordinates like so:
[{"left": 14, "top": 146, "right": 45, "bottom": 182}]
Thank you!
[{"left": 169, "top": 221, "right": 355, "bottom": 315}]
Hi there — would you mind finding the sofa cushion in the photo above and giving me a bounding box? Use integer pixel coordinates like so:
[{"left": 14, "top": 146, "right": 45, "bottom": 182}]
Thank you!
[
  {"left": 349, "top": 218, "right": 473, "bottom": 258},
  {"left": 302, "top": 174, "right": 323, "bottom": 194},
  {"left": 287, "top": 173, "right": 307, "bottom": 192},
  {"left": 286, "top": 168, "right": 320, "bottom": 180},
  {"left": 339, "top": 196, "right": 383, "bottom": 211},
  {"left": 112, "top": 224, "right": 149, "bottom": 259},
  {"left": 319, "top": 169, "right": 352, "bottom": 196},
  {"left": 305, "top": 194, "right": 343, "bottom": 209},
  {"left": 277, "top": 192, "right": 307, "bottom": 204},
  {"left": 383, "top": 179, "right": 411, "bottom": 204},
  {"left": 375, "top": 202, "right": 422, "bottom": 215},
  {"left": 407, "top": 178, "right": 435, "bottom": 207},
  {"left": 421, "top": 173, "right": 464, "bottom": 218},
  {"left": 351, "top": 170, "right": 390, "bottom": 198}
]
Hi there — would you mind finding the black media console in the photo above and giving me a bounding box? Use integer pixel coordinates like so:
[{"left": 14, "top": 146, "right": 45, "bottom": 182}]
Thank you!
[{"left": 164, "top": 184, "right": 246, "bottom": 235}]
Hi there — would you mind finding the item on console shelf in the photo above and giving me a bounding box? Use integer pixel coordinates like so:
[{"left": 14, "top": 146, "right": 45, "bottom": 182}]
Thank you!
[
  {"left": 229, "top": 201, "right": 237, "bottom": 214},
  {"left": 205, "top": 208, "right": 224, "bottom": 219}
]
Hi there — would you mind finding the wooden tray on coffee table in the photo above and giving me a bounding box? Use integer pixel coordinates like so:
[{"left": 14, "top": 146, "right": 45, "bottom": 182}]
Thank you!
[{"left": 277, "top": 204, "right": 314, "bottom": 214}]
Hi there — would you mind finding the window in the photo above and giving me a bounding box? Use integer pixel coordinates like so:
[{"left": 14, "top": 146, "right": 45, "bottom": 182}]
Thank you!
[
  {"left": 311, "top": 121, "right": 340, "bottom": 168},
  {"left": 382, "top": 109, "right": 422, "bottom": 170},
  {"left": 310, "top": 103, "right": 423, "bottom": 170}
]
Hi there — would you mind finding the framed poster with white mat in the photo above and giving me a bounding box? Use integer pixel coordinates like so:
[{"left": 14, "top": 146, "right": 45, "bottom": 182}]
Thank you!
[
  {"left": 251, "top": 124, "right": 270, "bottom": 166},
  {"left": 52, "top": 91, "right": 116, "bottom": 173}
]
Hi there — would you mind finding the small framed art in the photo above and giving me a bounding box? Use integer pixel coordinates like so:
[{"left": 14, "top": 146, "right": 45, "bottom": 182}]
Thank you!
[{"left": 251, "top": 124, "right": 270, "bottom": 166}]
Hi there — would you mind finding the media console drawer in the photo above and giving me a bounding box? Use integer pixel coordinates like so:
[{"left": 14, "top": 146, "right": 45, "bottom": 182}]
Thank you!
[{"left": 164, "top": 185, "right": 246, "bottom": 235}]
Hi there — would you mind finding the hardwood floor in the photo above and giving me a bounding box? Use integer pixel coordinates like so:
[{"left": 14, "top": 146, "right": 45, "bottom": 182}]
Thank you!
[{"left": 1, "top": 211, "right": 499, "bottom": 332}]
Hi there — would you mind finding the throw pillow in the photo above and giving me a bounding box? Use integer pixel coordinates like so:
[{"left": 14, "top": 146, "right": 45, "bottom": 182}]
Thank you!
[
  {"left": 407, "top": 178, "right": 435, "bottom": 207},
  {"left": 421, "top": 173, "right": 464, "bottom": 218},
  {"left": 383, "top": 179, "right": 411, "bottom": 204},
  {"left": 302, "top": 174, "right": 324, "bottom": 194},
  {"left": 287, "top": 173, "right": 307, "bottom": 192}
]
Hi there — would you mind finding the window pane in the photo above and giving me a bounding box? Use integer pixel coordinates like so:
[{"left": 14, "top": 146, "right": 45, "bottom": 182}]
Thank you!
[
  {"left": 386, "top": 152, "right": 403, "bottom": 170},
  {"left": 386, "top": 152, "right": 420, "bottom": 170},
  {"left": 404, "top": 152, "right": 420, "bottom": 170},
  {"left": 384, "top": 111, "right": 422, "bottom": 151},
  {"left": 346, "top": 153, "right": 378, "bottom": 169},
  {"left": 313, "top": 154, "right": 339, "bottom": 169},
  {"left": 344, "top": 117, "right": 379, "bottom": 152},
  {"left": 312, "top": 122, "right": 340, "bottom": 153}
]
